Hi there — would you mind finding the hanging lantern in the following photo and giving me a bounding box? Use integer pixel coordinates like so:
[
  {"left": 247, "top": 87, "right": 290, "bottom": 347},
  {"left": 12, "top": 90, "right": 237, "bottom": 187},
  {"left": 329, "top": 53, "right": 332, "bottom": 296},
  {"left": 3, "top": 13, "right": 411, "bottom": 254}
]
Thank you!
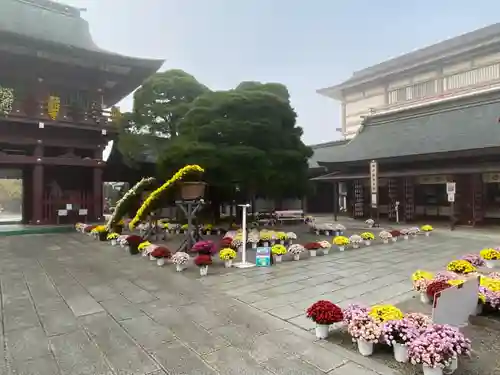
[
  {"left": 0, "top": 86, "right": 14, "bottom": 115},
  {"left": 47, "top": 95, "right": 61, "bottom": 120}
]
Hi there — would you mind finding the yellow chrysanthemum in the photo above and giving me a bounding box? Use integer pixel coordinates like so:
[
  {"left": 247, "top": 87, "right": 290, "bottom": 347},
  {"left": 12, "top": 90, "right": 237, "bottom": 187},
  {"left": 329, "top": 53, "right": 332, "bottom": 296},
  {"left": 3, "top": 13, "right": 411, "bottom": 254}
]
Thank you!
[
  {"left": 447, "top": 279, "right": 465, "bottom": 287},
  {"left": 129, "top": 165, "right": 204, "bottom": 229},
  {"left": 369, "top": 305, "right": 403, "bottom": 323},
  {"left": 447, "top": 260, "right": 476, "bottom": 274},
  {"left": 480, "top": 248, "right": 500, "bottom": 260},
  {"left": 411, "top": 270, "right": 434, "bottom": 281}
]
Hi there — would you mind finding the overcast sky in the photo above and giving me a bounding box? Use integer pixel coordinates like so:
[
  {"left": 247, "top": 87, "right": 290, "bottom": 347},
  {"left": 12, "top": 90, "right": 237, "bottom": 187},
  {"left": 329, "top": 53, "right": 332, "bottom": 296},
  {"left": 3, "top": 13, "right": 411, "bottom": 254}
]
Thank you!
[{"left": 64, "top": 0, "right": 500, "bottom": 145}]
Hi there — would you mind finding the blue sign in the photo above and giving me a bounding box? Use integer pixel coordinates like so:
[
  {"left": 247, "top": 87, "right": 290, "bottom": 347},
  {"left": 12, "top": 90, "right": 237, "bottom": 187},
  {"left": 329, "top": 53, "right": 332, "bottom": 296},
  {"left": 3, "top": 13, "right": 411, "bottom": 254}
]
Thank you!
[{"left": 256, "top": 247, "right": 271, "bottom": 267}]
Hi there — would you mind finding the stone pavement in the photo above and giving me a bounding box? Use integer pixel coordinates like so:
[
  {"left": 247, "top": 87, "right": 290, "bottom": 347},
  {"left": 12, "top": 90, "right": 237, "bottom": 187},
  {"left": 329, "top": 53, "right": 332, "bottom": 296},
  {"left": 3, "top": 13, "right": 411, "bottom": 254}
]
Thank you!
[
  {"left": 200, "top": 229, "right": 500, "bottom": 332},
  {"left": 0, "top": 233, "right": 399, "bottom": 375}
]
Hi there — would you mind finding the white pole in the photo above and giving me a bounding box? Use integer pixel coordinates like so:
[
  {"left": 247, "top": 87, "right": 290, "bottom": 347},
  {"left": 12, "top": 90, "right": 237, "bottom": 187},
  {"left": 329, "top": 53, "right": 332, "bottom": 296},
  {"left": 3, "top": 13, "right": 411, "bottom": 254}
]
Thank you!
[
  {"left": 395, "top": 201, "right": 400, "bottom": 224},
  {"left": 233, "top": 203, "right": 255, "bottom": 269},
  {"left": 241, "top": 204, "right": 247, "bottom": 264}
]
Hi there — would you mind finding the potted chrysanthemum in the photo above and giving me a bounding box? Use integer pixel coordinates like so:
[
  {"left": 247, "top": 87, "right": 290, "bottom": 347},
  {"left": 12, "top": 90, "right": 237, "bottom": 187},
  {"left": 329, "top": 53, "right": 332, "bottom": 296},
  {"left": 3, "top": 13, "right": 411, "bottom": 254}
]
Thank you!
[
  {"left": 480, "top": 248, "right": 500, "bottom": 268},
  {"left": 171, "top": 252, "right": 190, "bottom": 272},
  {"left": 382, "top": 318, "right": 419, "bottom": 363},
  {"left": 107, "top": 232, "right": 119, "bottom": 246},
  {"left": 334, "top": 223, "right": 346, "bottom": 236},
  {"left": 405, "top": 312, "right": 432, "bottom": 333},
  {"left": 271, "top": 244, "right": 287, "bottom": 262},
  {"left": 360, "top": 232, "right": 375, "bottom": 246},
  {"left": 347, "top": 312, "right": 382, "bottom": 356},
  {"left": 430, "top": 324, "right": 471, "bottom": 374},
  {"left": 306, "top": 300, "right": 343, "bottom": 339},
  {"left": 390, "top": 230, "right": 401, "bottom": 242},
  {"left": 304, "top": 242, "right": 322, "bottom": 257},
  {"left": 90, "top": 225, "right": 108, "bottom": 241},
  {"left": 400, "top": 228, "right": 410, "bottom": 240},
  {"left": 151, "top": 246, "right": 171, "bottom": 266},
  {"left": 203, "top": 223, "right": 213, "bottom": 235},
  {"left": 288, "top": 244, "right": 305, "bottom": 261},
  {"left": 138, "top": 241, "right": 153, "bottom": 258},
  {"left": 333, "top": 236, "right": 349, "bottom": 251},
  {"left": 318, "top": 240, "right": 331, "bottom": 255},
  {"left": 379, "top": 230, "right": 393, "bottom": 244},
  {"left": 219, "top": 248, "right": 237, "bottom": 268},
  {"left": 446, "top": 260, "right": 476, "bottom": 275},
  {"left": 194, "top": 254, "right": 212, "bottom": 276},
  {"left": 408, "top": 227, "right": 420, "bottom": 238},
  {"left": 412, "top": 270, "right": 434, "bottom": 304},
  {"left": 426, "top": 280, "right": 452, "bottom": 304},
  {"left": 368, "top": 304, "right": 404, "bottom": 323},
  {"left": 408, "top": 327, "right": 454, "bottom": 375},
  {"left": 286, "top": 232, "right": 297, "bottom": 244},
  {"left": 365, "top": 218, "right": 375, "bottom": 228},
  {"left": 349, "top": 234, "right": 362, "bottom": 249},
  {"left": 276, "top": 232, "right": 287, "bottom": 245},
  {"left": 248, "top": 231, "right": 260, "bottom": 249},
  {"left": 259, "top": 231, "right": 272, "bottom": 247},
  {"left": 421, "top": 224, "right": 434, "bottom": 236},
  {"left": 121, "top": 235, "right": 142, "bottom": 255},
  {"left": 461, "top": 253, "right": 485, "bottom": 267}
]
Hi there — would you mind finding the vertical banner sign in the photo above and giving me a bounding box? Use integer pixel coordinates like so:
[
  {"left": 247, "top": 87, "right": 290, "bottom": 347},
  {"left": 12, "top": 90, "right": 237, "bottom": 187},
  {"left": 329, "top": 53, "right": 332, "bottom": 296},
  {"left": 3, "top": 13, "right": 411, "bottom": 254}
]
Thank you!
[
  {"left": 446, "top": 182, "right": 456, "bottom": 203},
  {"left": 370, "top": 160, "right": 378, "bottom": 208}
]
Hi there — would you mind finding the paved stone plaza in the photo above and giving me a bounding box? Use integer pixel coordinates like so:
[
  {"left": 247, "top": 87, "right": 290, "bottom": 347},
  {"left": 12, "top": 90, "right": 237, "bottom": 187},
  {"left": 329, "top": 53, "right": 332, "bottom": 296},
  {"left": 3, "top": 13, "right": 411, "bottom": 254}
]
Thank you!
[{"left": 0, "top": 230, "right": 499, "bottom": 375}]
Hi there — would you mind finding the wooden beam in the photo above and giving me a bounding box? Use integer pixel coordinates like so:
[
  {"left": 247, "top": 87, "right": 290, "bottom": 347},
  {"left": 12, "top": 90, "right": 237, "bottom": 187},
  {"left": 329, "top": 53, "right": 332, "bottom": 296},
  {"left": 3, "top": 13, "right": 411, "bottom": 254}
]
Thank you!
[
  {"left": 0, "top": 135, "right": 106, "bottom": 149},
  {"left": 0, "top": 154, "right": 106, "bottom": 167}
]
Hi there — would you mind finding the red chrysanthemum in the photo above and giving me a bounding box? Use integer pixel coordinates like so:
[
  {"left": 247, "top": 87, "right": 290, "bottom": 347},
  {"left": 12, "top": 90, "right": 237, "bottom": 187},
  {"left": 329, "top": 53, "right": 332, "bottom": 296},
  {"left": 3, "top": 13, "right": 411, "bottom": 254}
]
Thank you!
[
  {"left": 426, "top": 280, "right": 451, "bottom": 298},
  {"left": 194, "top": 254, "right": 212, "bottom": 266},
  {"left": 390, "top": 230, "right": 401, "bottom": 237},
  {"left": 151, "top": 246, "right": 172, "bottom": 259},
  {"left": 125, "top": 235, "right": 143, "bottom": 246},
  {"left": 306, "top": 300, "right": 343, "bottom": 325},
  {"left": 304, "top": 242, "right": 322, "bottom": 250}
]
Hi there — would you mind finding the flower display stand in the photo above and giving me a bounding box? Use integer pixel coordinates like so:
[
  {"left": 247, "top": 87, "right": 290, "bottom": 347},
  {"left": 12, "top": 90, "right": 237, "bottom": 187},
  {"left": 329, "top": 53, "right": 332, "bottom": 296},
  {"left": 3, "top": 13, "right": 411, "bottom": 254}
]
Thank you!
[{"left": 175, "top": 199, "right": 204, "bottom": 252}]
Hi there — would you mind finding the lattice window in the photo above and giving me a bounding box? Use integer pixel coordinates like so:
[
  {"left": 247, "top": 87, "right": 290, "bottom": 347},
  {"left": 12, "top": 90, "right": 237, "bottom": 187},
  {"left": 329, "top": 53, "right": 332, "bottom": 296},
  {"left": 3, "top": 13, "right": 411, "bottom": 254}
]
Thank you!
[
  {"left": 353, "top": 180, "right": 364, "bottom": 218},
  {"left": 404, "top": 178, "right": 415, "bottom": 222},
  {"left": 388, "top": 178, "right": 398, "bottom": 220},
  {"left": 444, "top": 63, "right": 500, "bottom": 91}
]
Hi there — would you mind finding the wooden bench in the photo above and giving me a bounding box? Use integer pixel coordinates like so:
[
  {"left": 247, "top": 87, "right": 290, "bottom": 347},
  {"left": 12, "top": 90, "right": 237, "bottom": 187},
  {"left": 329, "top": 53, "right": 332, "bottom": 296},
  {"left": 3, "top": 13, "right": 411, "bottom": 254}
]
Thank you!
[
  {"left": 274, "top": 210, "right": 304, "bottom": 225},
  {"left": 255, "top": 211, "right": 277, "bottom": 226}
]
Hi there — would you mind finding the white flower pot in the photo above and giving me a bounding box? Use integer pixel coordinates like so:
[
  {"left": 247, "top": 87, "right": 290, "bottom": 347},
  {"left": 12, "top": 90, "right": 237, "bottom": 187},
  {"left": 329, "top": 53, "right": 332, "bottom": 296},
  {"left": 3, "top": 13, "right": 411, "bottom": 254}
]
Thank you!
[
  {"left": 288, "top": 239, "right": 293, "bottom": 245},
  {"left": 423, "top": 365, "right": 443, "bottom": 375},
  {"left": 485, "top": 260, "right": 498, "bottom": 268},
  {"left": 224, "top": 260, "right": 233, "bottom": 268},
  {"left": 315, "top": 230, "right": 320, "bottom": 235},
  {"left": 293, "top": 254, "right": 300, "bottom": 261},
  {"left": 279, "top": 240, "right": 284, "bottom": 245},
  {"left": 357, "top": 339, "right": 373, "bottom": 356},
  {"left": 252, "top": 243, "right": 257, "bottom": 249},
  {"left": 310, "top": 250, "right": 317, "bottom": 257},
  {"left": 444, "top": 357, "right": 458, "bottom": 374},
  {"left": 175, "top": 230, "right": 180, "bottom": 234},
  {"left": 383, "top": 239, "right": 389, "bottom": 244},
  {"left": 156, "top": 258, "right": 165, "bottom": 266},
  {"left": 315, "top": 324, "right": 329, "bottom": 339},
  {"left": 149, "top": 254, "right": 155, "bottom": 261},
  {"left": 200, "top": 266, "right": 208, "bottom": 276},
  {"left": 352, "top": 244, "right": 359, "bottom": 249},
  {"left": 324, "top": 231, "right": 330, "bottom": 236},
  {"left": 420, "top": 292, "right": 431, "bottom": 304},
  {"left": 392, "top": 237, "right": 398, "bottom": 242},
  {"left": 323, "top": 248, "right": 330, "bottom": 255},
  {"left": 404, "top": 235, "right": 409, "bottom": 240},
  {"left": 275, "top": 255, "right": 283, "bottom": 263},
  {"left": 338, "top": 246, "right": 345, "bottom": 252},
  {"left": 393, "top": 343, "right": 408, "bottom": 363},
  {"left": 110, "top": 239, "right": 117, "bottom": 246},
  {"left": 263, "top": 241, "right": 269, "bottom": 247},
  {"left": 368, "top": 224, "right": 374, "bottom": 228},
  {"left": 364, "top": 240, "right": 371, "bottom": 246},
  {"left": 205, "top": 230, "right": 211, "bottom": 235},
  {"left": 141, "top": 250, "right": 148, "bottom": 257},
  {"left": 425, "top": 232, "right": 431, "bottom": 237},
  {"left": 270, "top": 240, "right": 276, "bottom": 246},
  {"left": 217, "top": 230, "right": 221, "bottom": 235},
  {"left": 175, "top": 264, "right": 184, "bottom": 272}
]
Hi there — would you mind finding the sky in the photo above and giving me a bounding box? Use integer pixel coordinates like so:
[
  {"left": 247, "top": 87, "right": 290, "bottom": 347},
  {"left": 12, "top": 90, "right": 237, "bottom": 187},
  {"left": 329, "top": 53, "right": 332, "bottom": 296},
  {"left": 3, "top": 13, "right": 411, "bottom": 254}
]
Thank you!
[{"left": 63, "top": 0, "right": 500, "bottom": 145}]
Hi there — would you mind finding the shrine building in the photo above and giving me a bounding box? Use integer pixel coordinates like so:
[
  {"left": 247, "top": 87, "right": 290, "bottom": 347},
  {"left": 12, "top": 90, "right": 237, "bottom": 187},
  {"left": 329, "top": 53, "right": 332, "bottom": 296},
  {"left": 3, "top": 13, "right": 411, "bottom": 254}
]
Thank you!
[
  {"left": 309, "top": 23, "right": 500, "bottom": 225},
  {"left": 0, "top": 0, "right": 163, "bottom": 224}
]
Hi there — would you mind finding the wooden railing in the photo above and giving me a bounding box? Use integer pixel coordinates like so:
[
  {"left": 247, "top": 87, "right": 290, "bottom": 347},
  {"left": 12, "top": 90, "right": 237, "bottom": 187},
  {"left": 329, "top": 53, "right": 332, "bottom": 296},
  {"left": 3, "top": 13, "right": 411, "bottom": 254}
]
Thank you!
[{"left": 5, "top": 98, "right": 114, "bottom": 127}]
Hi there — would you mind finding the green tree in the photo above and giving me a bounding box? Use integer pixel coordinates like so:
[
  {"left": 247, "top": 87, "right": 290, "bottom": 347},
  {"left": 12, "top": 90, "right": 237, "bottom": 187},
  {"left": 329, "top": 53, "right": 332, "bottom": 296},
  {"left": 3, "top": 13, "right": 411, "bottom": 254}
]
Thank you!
[
  {"left": 158, "top": 82, "right": 312, "bottom": 216},
  {"left": 116, "top": 70, "right": 210, "bottom": 164}
]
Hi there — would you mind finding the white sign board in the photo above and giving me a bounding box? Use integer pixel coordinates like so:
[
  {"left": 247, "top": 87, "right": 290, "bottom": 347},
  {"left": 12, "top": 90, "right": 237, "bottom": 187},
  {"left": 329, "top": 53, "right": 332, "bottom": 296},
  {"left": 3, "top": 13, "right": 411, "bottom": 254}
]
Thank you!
[
  {"left": 78, "top": 209, "right": 88, "bottom": 215},
  {"left": 370, "top": 160, "right": 378, "bottom": 207},
  {"left": 432, "top": 278, "right": 479, "bottom": 327},
  {"left": 446, "top": 182, "right": 456, "bottom": 194},
  {"left": 448, "top": 193, "right": 455, "bottom": 202},
  {"left": 57, "top": 209, "right": 68, "bottom": 216},
  {"left": 66, "top": 204, "right": 73, "bottom": 210}
]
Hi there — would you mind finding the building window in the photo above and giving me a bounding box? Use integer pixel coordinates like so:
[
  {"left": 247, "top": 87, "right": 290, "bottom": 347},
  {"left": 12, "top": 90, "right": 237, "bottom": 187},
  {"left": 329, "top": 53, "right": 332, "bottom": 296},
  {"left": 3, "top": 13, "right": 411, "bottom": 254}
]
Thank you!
[{"left": 444, "top": 62, "right": 500, "bottom": 91}]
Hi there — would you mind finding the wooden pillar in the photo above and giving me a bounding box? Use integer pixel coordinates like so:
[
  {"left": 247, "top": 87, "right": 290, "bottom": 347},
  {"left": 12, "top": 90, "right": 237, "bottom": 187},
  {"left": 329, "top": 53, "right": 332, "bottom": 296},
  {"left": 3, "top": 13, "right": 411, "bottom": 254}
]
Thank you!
[
  {"left": 403, "top": 177, "right": 415, "bottom": 222},
  {"left": 93, "top": 167, "right": 103, "bottom": 221}
]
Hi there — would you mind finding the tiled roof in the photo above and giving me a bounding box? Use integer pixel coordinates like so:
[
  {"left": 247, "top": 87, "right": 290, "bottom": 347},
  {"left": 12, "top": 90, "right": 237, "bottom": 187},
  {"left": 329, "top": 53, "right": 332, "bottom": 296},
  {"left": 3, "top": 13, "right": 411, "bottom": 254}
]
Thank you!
[
  {"left": 314, "top": 93, "right": 500, "bottom": 165},
  {"left": 307, "top": 140, "right": 348, "bottom": 168}
]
